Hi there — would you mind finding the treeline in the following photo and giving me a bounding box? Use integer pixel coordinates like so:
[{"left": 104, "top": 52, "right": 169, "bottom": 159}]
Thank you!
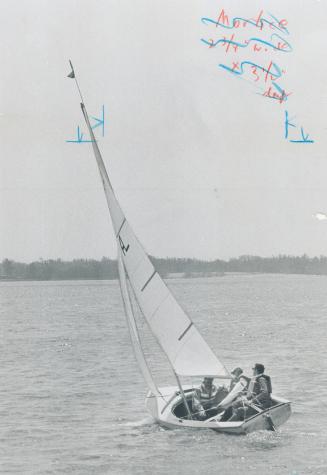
[
  {"left": 2, "top": 254, "right": 327, "bottom": 281},
  {"left": 0, "top": 258, "right": 117, "bottom": 281}
]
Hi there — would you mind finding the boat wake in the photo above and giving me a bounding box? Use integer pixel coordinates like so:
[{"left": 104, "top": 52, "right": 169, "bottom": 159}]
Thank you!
[
  {"left": 124, "top": 416, "right": 154, "bottom": 428},
  {"left": 245, "top": 429, "right": 285, "bottom": 449}
]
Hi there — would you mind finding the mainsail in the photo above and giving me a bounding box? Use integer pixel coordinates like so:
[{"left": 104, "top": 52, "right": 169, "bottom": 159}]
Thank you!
[{"left": 77, "top": 96, "right": 229, "bottom": 379}]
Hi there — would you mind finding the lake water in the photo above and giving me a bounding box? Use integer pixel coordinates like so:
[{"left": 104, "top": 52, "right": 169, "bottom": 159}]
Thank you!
[{"left": 0, "top": 274, "right": 326, "bottom": 475}]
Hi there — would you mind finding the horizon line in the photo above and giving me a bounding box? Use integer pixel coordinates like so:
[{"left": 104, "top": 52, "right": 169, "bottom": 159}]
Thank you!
[{"left": 2, "top": 253, "right": 327, "bottom": 265}]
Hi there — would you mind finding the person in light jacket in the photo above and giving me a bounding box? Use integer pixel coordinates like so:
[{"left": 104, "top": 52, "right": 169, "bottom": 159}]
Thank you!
[
  {"left": 229, "top": 367, "right": 244, "bottom": 391},
  {"left": 192, "top": 377, "right": 228, "bottom": 420}
]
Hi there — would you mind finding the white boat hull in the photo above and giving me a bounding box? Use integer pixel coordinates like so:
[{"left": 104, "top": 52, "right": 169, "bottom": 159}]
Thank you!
[{"left": 146, "top": 386, "right": 291, "bottom": 435}]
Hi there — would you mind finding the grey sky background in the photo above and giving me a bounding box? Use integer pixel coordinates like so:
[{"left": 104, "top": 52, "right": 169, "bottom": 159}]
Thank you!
[{"left": 1, "top": 0, "right": 326, "bottom": 262}]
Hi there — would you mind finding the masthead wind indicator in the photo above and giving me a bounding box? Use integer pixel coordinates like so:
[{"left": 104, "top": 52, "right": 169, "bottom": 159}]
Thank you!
[
  {"left": 67, "top": 60, "right": 75, "bottom": 78},
  {"left": 67, "top": 60, "right": 85, "bottom": 104}
]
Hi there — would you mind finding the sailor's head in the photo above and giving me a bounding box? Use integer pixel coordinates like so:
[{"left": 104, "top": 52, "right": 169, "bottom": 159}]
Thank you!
[
  {"left": 252, "top": 363, "right": 264, "bottom": 375},
  {"left": 231, "top": 367, "right": 243, "bottom": 380},
  {"left": 203, "top": 377, "right": 214, "bottom": 389}
]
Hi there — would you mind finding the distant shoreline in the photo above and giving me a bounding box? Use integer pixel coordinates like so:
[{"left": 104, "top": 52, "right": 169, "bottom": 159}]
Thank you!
[
  {"left": 2, "top": 255, "right": 327, "bottom": 281},
  {"left": 1, "top": 270, "right": 327, "bottom": 283}
]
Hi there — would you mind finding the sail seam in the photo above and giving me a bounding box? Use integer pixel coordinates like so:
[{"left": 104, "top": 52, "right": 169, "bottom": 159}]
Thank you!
[
  {"left": 141, "top": 270, "right": 157, "bottom": 292},
  {"left": 147, "top": 291, "right": 170, "bottom": 322},
  {"left": 116, "top": 218, "right": 126, "bottom": 237},
  {"left": 178, "top": 322, "right": 193, "bottom": 341}
]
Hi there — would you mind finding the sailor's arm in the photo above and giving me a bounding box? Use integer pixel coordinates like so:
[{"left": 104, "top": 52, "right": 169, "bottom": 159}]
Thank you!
[{"left": 192, "top": 389, "right": 206, "bottom": 417}]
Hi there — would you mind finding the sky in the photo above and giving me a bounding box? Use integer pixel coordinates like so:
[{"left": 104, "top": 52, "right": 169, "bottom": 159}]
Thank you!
[{"left": 1, "top": 0, "right": 327, "bottom": 262}]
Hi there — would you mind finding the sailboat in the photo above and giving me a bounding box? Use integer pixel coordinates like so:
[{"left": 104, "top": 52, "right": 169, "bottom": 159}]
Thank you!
[{"left": 67, "top": 62, "right": 291, "bottom": 434}]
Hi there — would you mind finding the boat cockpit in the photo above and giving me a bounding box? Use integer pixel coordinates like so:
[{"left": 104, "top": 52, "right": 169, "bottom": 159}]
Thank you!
[{"left": 172, "top": 389, "right": 280, "bottom": 422}]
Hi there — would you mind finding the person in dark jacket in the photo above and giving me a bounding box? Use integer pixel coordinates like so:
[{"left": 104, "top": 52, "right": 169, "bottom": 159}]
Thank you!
[{"left": 227, "top": 363, "right": 272, "bottom": 421}]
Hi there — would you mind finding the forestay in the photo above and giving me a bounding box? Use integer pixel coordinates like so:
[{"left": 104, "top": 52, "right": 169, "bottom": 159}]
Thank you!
[
  {"left": 81, "top": 102, "right": 230, "bottom": 379},
  {"left": 117, "top": 251, "right": 160, "bottom": 396}
]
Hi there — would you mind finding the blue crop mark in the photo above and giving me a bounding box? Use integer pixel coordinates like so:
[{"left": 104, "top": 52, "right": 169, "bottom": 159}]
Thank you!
[
  {"left": 290, "top": 127, "right": 314, "bottom": 143},
  {"left": 91, "top": 105, "right": 105, "bottom": 137},
  {"left": 66, "top": 106, "right": 106, "bottom": 144},
  {"left": 66, "top": 126, "right": 94, "bottom": 143},
  {"left": 284, "top": 111, "right": 314, "bottom": 143},
  {"left": 284, "top": 111, "right": 296, "bottom": 139}
]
